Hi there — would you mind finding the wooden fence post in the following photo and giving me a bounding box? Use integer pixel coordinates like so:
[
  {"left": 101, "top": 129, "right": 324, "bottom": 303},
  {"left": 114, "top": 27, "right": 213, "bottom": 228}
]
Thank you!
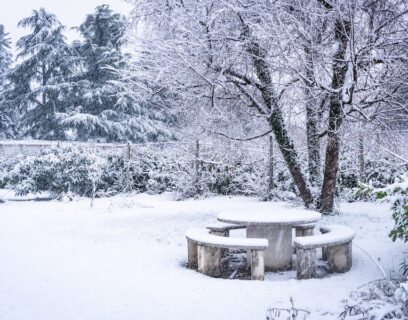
[
  {"left": 126, "top": 142, "right": 132, "bottom": 192},
  {"left": 358, "top": 132, "right": 366, "bottom": 183},
  {"left": 268, "top": 135, "right": 275, "bottom": 193},
  {"left": 195, "top": 139, "right": 200, "bottom": 192}
]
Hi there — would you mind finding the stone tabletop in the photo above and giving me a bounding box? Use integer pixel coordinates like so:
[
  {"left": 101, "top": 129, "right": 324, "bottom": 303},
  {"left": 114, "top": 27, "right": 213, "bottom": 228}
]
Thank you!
[{"left": 217, "top": 208, "right": 321, "bottom": 226}]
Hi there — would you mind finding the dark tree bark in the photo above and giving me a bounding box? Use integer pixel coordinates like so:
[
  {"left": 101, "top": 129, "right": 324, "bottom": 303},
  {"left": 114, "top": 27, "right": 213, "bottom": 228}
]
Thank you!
[
  {"left": 304, "top": 46, "right": 322, "bottom": 187},
  {"left": 242, "top": 22, "right": 313, "bottom": 207},
  {"left": 318, "top": 17, "right": 351, "bottom": 214}
]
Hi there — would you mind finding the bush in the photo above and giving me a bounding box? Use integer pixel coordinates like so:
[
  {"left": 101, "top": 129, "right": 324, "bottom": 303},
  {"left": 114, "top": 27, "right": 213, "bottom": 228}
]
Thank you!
[
  {"left": 1, "top": 146, "right": 109, "bottom": 198},
  {"left": 340, "top": 279, "right": 408, "bottom": 320},
  {"left": 0, "top": 142, "right": 296, "bottom": 201},
  {"left": 355, "top": 173, "right": 408, "bottom": 274}
]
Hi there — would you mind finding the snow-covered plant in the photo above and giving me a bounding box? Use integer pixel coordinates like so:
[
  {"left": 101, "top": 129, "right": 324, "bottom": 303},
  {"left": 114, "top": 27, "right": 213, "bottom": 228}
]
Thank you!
[
  {"left": 0, "top": 24, "right": 14, "bottom": 139},
  {"left": 61, "top": 5, "right": 130, "bottom": 142},
  {"left": 3, "top": 146, "right": 108, "bottom": 198},
  {"left": 266, "top": 298, "right": 310, "bottom": 320},
  {"left": 57, "top": 5, "right": 172, "bottom": 143},
  {"left": 5, "top": 8, "right": 76, "bottom": 140},
  {"left": 382, "top": 175, "right": 408, "bottom": 246},
  {"left": 340, "top": 279, "right": 408, "bottom": 319},
  {"left": 0, "top": 25, "right": 11, "bottom": 79},
  {"left": 0, "top": 155, "right": 22, "bottom": 188},
  {"left": 355, "top": 173, "right": 408, "bottom": 274},
  {"left": 364, "top": 158, "right": 407, "bottom": 189}
]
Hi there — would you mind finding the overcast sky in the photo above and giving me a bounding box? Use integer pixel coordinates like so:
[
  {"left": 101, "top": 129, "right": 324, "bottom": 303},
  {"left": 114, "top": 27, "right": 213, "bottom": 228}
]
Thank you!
[{"left": 0, "top": 0, "right": 133, "bottom": 51}]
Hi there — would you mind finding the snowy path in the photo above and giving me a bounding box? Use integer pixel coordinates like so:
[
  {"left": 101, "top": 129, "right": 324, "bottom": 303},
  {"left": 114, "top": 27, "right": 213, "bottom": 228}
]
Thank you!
[{"left": 0, "top": 194, "right": 402, "bottom": 320}]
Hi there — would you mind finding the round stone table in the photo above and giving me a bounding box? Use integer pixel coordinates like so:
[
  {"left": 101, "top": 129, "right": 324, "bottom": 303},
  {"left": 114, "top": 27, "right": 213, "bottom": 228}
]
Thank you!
[{"left": 217, "top": 209, "right": 321, "bottom": 271}]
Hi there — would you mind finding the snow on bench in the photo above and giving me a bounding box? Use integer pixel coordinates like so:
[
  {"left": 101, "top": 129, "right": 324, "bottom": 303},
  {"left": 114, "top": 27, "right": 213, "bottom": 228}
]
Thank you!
[
  {"left": 294, "top": 223, "right": 316, "bottom": 237},
  {"left": 186, "top": 228, "right": 268, "bottom": 250},
  {"left": 186, "top": 228, "right": 268, "bottom": 280},
  {"left": 206, "top": 222, "right": 246, "bottom": 236},
  {"left": 294, "top": 224, "right": 356, "bottom": 279},
  {"left": 294, "top": 225, "right": 356, "bottom": 249}
]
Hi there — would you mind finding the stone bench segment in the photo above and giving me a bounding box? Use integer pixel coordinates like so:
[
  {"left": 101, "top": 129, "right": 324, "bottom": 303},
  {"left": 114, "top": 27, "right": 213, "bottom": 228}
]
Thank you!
[
  {"left": 294, "top": 225, "right": 356, "bottom": 249},
  {"left": 186, "top": 228, "right": 268, "bottom": 280},
  {"left": 294, "top": 225, "right": 356, "bottom": 279},
  {"left": 294, "top": 223, "right": 315, "bottom": 237},
  {"left": 206, "top": 222, "right": 246, "bottom": 236}
]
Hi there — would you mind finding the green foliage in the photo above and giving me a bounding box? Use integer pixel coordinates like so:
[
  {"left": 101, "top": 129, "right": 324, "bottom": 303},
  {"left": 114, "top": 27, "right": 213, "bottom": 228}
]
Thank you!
[
  {"left": 0, "top": 24, "right": 14, "bottom": 138},
  {"left": 355, "top": 173, "right": 408, "bottom": 275},
  {"left": 0, "top": 6, "right": 173, "bottom": 143},
  {"left": 5, "top": 8, "right": 76, "bottom": 140},
  {"left": 1, "top": 146, "right": 108, "bottom": 197},
  {"left": 0, "top": 143, "right": 297, "bottom": 202}
]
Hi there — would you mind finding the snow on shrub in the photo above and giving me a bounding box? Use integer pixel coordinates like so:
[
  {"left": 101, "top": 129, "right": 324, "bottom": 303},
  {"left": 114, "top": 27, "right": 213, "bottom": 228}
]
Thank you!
[
  {"left": 1, "top": 146, "right": 109, "bottom": 198},
  {"left": 6, "top": 141, "right": 404, "bottom": 203},
  {"left": 340, "top": 279, "right": 408, "bottom": 320},
  {"left": 355, "top": 173, "right": 408, "bottom": 274},
  {"left": 1, "top": 142, "right": 293, "bottom": 200}
]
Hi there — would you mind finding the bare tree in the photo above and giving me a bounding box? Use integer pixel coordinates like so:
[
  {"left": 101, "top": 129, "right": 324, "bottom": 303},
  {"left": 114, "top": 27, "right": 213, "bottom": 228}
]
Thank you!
[{"left": 127, "top": 0, "right": 408, "bottom": 212}]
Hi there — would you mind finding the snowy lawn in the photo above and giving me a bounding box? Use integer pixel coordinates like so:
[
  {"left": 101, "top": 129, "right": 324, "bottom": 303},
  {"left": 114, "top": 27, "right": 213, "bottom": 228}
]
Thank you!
[{"left": 0, "top": 193, "right": 403, "bottom": 320}]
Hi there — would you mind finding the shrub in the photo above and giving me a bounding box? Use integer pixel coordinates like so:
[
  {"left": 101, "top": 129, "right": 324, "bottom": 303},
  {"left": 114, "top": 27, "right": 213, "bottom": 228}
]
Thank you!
[
  {"left": 340, "top": 279, "right": 408, "bottom": 320},
  {"left": 355, "top": 173, "right": 408, "bottom": 274},
  {"left": 2, "top": 146, "right": 109, "bottom": 198}
]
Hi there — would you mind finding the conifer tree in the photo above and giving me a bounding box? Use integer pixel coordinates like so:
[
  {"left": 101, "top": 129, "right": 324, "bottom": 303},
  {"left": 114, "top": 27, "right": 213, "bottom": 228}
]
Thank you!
[
  {"left": 0, "top": 24, "right": 14, "bottom": 138},
  {"left": 6, "top": 8, "right": 75, "bottom": 139},
  {"left": 62, "top": 5, "right": 173, "bottom": 142},
  {"left": 61, "top": 5, "right": 131, "bottom": 142}
]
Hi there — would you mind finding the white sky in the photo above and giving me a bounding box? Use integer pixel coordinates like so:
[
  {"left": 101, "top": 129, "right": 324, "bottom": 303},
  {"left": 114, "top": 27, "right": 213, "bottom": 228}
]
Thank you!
[{"left": 1, "top": 0, "right": 133, "bottom": 51}]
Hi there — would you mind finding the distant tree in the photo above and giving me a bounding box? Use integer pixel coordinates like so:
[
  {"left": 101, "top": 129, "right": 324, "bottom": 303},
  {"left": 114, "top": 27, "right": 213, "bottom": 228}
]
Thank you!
[
  {"left": 0, "top": 24, "right": 14, "bottom": 139},
  {"left": 60, "top": 4, "right": 175, "bottom": 142},
  {"left": 6, "top": 8, "right": 75, "bottom": 140},
  {"left": 0, "top": 25, "right": 11, "bottom": 82},
  {"left": 58, "top": 5, "right": 132, "bottom": 141}
]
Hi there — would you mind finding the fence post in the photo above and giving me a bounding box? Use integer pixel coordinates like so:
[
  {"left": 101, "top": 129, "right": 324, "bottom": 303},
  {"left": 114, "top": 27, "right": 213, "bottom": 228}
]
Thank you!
[
  {"left": 126, "top": 141, "right": 132, "bottom": 192},
  {"left": 268, "top": 135, "right": 274, "bottom": 193},
  {"left": 195, "top": 139, "right": 200, "bottom": 192}
]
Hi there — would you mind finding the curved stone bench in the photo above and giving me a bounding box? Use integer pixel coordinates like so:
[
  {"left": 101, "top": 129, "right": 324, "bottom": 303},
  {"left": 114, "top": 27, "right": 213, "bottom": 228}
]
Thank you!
[
  {"left": 206, "top": 222, "right": 246, "bottom": 236},
  {"left": 294, "top": 223, "right": 315, "bottom": 237},
  {"left": 294, "top": 225, "right": 356, "bottom": 279},
  {"left": 186, "top": 228, "right": 268, "bottom": 280}
]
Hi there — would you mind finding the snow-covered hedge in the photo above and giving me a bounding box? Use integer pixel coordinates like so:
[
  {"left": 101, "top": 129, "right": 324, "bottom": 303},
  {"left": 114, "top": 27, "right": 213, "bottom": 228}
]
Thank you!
[
  {"left": 0, "top": 144, "right": 289, "bottom": 199},
  {"left": 340, "top": 279, "right": 408, "bottom": 319},
  {"left": 0, "top": 146, "right": 112, "bottom": 198},
  {"left": 1, "top": 143, "right": 405, "bottom": 204}
]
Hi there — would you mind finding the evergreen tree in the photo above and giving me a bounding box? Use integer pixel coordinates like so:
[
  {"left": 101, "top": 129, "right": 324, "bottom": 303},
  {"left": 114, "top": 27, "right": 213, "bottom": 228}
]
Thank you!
[
  {"left": 62, "top": 5, "right": 173, "bottom": 142},
  {"left": 0, "top": 24, "right": 14, "bottom": 139},
  {"left": 0, "top": 25, "right": 11, "bottom": 80},
  {"left": 6, "top": 8, "right": 75, "bottom": 140},
  {"left": 61, "top": 5, "right": 131, "bottom": 142}
]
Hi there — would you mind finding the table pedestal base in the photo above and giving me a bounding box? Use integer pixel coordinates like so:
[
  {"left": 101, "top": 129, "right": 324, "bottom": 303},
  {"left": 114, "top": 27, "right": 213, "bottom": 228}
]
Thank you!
[{"left": 247, "top": 225, "right": 292, "bottom": 271}]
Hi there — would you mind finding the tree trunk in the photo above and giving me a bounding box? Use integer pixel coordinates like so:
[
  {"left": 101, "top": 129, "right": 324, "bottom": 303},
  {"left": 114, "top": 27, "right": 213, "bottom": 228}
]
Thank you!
[
  {"left": 267, "top": 135, "right": 274, "bottom": 193},
  {"left": 244, "top": 32, "right": 313, "bottom": 207},
  {"left": 318, "top": 18, "right": 351, "bottom": 214},
  {"left": 304, "top": 47, "right": 321, "bottom": 188}
]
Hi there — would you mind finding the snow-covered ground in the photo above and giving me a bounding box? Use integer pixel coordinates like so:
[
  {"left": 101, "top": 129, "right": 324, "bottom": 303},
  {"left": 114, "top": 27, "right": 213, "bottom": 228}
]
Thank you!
[{"left": 0, "top": 192, "right": 403, "bottom": 320}]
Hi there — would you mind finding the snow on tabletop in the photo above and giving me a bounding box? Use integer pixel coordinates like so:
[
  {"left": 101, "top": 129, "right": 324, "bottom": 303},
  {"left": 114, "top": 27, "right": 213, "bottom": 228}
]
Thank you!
[
  {"left": 186, "top": 227, "right": 268, "bottom": 248},
  {"left": 217, "top": 208, "right": 321, "bottom": 225},
  {"left": 294, "top": 224, "right": 356, "bottom": 248},
  {"left": 206, "top": 222, "right": 245, "bottom": 230}
]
